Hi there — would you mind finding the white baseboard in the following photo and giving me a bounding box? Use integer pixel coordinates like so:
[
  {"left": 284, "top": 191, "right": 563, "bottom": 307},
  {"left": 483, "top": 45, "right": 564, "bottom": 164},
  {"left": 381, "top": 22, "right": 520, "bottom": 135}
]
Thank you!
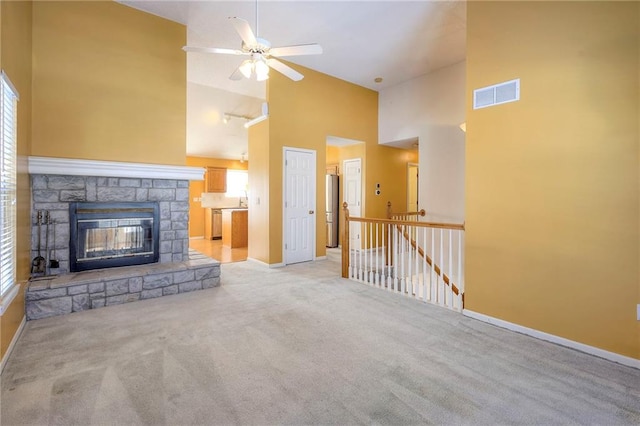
[
  {"left": 1, "top": 315, "right": 26, "bottom": 375},
  {"left": 314, "top": 256, "right": 327, "bottom": 261},
  {"left": 463, "top": 309, "right": 640, "bottom": 370},
  {"left": 246, "top": 257, "right": 285, "bottom": 269},
  {"left": 189, "top": 236, "right": 204, "bottom": 240}
]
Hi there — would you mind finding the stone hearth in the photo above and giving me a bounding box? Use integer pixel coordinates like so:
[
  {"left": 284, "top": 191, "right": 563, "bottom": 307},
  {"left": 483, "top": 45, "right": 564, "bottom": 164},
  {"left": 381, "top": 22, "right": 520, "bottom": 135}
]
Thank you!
[{"left": 26, "top": 249, "right": 219, "bottom": 320}]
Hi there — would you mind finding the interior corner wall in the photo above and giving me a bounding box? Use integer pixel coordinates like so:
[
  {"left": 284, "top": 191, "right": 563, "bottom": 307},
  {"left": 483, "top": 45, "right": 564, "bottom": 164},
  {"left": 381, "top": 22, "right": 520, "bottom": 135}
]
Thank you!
[
  {"left": 247, "top": 121, "right": 270, "bottom": 264},
  {"left": 31, "top": 1, "right": 186, "bottom": 165},
  {"left": 262, "top": 62, "right": 377, "bottom": 265},
  {"left": 1, "top": 0, "right": 32, "bottom": 361},
  {"left": 379, "top": 61, "right": 466, "bottom": 222},
  {"left": 466, "top": 1, "right": 640, "bottom": 359}
]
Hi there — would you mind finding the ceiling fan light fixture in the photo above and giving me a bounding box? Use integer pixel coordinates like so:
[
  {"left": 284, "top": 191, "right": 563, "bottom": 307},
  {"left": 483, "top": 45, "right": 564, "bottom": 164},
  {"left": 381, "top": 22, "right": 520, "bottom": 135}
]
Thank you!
[
  {"left": 255, "top": 59, "right": 269, "bottom": 81},
  {"left": 239, "top": 59, "right": 254, "bottom": 79}
]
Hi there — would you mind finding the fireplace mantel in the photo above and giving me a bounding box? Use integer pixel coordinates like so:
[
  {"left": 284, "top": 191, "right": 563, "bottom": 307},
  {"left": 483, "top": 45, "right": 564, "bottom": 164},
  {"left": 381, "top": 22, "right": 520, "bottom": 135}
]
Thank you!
[{"left": 28, "top": 156, "right": 204, "bottom": 181}]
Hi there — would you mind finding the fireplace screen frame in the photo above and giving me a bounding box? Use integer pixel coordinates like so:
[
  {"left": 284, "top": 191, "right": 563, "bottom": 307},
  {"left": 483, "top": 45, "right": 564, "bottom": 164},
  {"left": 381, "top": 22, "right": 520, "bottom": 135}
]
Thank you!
[{"left": 69, "top": 202, "right": 160, "bottom": 272}]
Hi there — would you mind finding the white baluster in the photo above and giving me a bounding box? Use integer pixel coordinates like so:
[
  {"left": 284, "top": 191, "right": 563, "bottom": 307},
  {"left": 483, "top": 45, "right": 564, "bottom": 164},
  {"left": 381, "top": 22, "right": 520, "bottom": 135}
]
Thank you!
[
  {"left": 422, "top": 227, "right": 427, "bottom": 302},
  {"left": 457, "top": 230, "right": 463, "bottom": 311},
  {"left": 448, "top": 228, "right": 453, "bottom": 310},
  {"left": 439, "top": 228, "right": 444, "bottom": 306},
  {"left": 375, "top": 223, "right": 379, "bottom": 287},
  {"left": 393, "top": 224, "right": 399, "bottom": 292}
]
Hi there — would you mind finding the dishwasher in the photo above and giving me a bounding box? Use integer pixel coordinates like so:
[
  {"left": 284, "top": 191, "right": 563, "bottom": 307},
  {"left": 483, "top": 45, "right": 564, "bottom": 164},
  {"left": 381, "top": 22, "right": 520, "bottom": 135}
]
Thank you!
[{"left": 211, "top": 209, "right": 222, "bottom": 239}]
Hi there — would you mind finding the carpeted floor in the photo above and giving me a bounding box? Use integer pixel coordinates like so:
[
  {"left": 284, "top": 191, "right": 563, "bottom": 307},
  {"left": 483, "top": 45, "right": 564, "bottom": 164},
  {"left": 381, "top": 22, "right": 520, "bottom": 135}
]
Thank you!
[{"left": 2, "top": 250, "right": 639, "bottom": 425}]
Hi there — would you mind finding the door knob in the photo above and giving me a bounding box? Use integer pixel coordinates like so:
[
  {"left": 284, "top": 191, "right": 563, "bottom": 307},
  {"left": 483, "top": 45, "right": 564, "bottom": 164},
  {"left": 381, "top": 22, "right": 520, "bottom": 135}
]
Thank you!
[{"left": 309, "top": 210, "right": 314, "bottom": 214}]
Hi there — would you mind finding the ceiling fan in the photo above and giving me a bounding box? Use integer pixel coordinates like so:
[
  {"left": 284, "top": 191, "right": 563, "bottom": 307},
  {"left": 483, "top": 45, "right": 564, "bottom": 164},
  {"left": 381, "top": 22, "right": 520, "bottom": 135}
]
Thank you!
[{"left": 183, "top": 8, "right": 322, "bottom": 82}]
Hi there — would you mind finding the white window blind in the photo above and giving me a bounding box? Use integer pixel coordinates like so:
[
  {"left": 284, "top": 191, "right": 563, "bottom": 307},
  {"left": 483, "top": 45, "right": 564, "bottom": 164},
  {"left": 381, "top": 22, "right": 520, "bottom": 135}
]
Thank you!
[
  {"left": 225, "top": 169, "right": 248, "bottom": 198},
  {"left": 1, "top": 71, "right": 18, "bottom": 298}
]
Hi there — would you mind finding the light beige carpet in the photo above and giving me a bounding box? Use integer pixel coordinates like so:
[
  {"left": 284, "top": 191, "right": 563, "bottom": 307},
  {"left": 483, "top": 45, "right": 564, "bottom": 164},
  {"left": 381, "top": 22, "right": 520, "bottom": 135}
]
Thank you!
[{"left": 2, "top": 250, "right": 639, "bottom": 425}]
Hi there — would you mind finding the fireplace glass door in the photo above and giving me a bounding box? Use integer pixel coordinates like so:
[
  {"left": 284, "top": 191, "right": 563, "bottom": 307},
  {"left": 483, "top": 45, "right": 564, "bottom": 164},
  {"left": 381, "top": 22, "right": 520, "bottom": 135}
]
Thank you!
[
  {"left": 70, "top": 202, "right": 159, "bottom": 272},
  {"left": 78, "top": 218, "right": 154, "bottom": 261}
]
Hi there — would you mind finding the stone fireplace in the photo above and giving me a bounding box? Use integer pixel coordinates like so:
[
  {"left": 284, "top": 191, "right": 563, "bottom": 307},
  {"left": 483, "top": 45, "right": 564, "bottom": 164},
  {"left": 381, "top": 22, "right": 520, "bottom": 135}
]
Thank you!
[
  {"left": 26, "top": 157, "right": 220, "bottom": 320},
  {"left": 30, "top": 170, "right": 192, "bottom": 274}
]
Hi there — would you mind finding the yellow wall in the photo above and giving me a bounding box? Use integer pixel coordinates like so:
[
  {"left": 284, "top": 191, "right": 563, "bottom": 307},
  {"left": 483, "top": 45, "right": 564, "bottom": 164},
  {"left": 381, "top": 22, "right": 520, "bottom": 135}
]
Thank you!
[
  {"left": 466, "top": 1, "right": 640, "bottom": 359},
  {"left": 0, "top": 0, "right": 32, "bottom": 360},
  {"left": 31, "top": 1, "right": 186, "bottom": 165},
  {"left": 255, "top": 62, "right": 378, "bottom": 265},
  {"left": 186, "top": 156, "right": 248, "bottom": 238}
]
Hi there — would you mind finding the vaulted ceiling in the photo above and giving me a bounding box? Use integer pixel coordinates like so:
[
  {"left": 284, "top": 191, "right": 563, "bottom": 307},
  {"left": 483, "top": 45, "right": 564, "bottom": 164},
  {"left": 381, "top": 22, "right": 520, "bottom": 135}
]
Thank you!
[{"left": 119, "top": 1, "right": 467, "bottom": 159}]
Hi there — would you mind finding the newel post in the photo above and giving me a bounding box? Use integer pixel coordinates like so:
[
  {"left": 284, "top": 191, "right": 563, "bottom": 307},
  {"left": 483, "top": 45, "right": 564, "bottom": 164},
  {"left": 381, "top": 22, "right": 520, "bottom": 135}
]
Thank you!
[
  {"left": 386, "top": 201, "right": 393, "bottom": 219},
  {"left": 342, "top": 202, "right": 349, "bottom": 278}
]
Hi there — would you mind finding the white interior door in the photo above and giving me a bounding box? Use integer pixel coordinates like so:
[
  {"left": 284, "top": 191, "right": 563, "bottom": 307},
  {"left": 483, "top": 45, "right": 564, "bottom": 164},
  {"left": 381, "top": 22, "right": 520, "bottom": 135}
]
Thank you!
[
  {"left": 343, "top": 158, "right": 362, "bottom": 249},
  {"left": 284, "top": 148, "right": 316, "bottom": 264}
]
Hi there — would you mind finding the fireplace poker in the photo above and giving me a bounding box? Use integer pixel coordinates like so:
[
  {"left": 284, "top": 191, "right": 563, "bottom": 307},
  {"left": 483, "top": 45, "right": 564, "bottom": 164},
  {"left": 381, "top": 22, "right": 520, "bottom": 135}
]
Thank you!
[
  {"left": 44, "top": 211, "right": 50, "bottom": 275},
  {"left": 49, "top": 217, "right": 59, "bottom": 270},
  {"left": 31, "top": 210, "right": 46, "bottom": 275}
]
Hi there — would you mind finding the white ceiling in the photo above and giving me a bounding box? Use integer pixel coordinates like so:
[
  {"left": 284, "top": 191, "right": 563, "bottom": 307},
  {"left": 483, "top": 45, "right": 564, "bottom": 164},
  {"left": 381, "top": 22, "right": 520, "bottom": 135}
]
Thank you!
[{"left": 119, "top": 0, "right": 467, "bottom": 159}]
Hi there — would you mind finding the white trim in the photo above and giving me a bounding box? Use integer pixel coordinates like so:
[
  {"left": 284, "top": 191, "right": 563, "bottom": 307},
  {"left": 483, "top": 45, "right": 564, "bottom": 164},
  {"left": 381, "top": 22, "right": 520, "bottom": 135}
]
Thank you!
[
  {"left": 28, "top": 156, "right": 205, "bottom": 181},
  {"left": 0, "top": 284, "right": 19, "bottom": 316},
  {"left": 314, "top": 255, "right": 327, "bottom": 261},
  {"left": 189, "top": 236, "right": 205, "bottom": 240},
  {"left": 463, "top": 309, "right": 640, "bottom": 370},
  {"left": 0, "top": 315, "right": 26, "bottom": 375},
  {"left": 246, "top": 257, "right": 285, "bottom": 268}
]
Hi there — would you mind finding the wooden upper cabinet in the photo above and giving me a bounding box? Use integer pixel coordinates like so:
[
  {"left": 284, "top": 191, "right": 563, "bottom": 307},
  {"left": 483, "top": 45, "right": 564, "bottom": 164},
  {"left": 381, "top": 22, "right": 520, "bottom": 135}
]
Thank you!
[{"left": 206, "top": 167, "right": 227, "bottom": 193}]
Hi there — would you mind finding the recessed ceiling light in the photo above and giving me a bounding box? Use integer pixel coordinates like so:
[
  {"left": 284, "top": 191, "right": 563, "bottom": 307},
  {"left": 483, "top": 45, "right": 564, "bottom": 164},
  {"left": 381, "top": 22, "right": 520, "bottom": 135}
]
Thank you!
[{"left": 374, "top": 77, "right": 383, "bottom": 83}]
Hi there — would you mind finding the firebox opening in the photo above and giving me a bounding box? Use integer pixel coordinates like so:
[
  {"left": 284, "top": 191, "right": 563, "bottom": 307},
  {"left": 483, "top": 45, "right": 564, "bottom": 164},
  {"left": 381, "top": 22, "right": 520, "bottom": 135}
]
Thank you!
[{"left": 69, "top": 202, "right": 160, "bottom": 272}]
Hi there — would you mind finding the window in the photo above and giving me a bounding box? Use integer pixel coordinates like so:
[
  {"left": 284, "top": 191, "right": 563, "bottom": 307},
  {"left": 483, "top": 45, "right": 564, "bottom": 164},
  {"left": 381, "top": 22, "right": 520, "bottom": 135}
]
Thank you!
[
  {"left": 1, "top": 71, "right": 18, "bottom": 303},
  {"left": 225, "top": 169, "right": 248, "bottom": 198}
]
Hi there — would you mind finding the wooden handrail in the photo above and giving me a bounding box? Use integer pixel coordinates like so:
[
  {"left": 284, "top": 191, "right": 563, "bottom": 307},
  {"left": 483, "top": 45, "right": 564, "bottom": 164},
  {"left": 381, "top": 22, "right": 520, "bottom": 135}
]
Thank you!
[{"left": 347, "top": 216, "right": 465, "bottom": 231}]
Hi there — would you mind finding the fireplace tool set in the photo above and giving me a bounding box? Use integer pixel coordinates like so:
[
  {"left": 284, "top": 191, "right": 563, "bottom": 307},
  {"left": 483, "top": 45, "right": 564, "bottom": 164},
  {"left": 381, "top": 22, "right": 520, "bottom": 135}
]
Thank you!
[{"left": 31, "top": 210, "right": 59, "bottom": 277}]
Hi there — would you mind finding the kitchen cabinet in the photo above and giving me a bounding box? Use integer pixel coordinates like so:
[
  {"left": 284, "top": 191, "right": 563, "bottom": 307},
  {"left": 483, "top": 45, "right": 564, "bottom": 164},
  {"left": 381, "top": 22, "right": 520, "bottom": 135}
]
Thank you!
[
  {"left": 222, "top": 209, "right": 248, "bottom": 248},
  {"left": 206, "top": 167, "right": 227, "bottom": 193}
]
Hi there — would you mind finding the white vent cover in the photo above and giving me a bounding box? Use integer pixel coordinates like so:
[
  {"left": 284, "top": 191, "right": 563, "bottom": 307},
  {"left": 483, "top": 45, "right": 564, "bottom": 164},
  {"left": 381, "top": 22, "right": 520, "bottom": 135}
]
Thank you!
[{"left": 473, "top": 78, "right": 520, "bottom": 109}]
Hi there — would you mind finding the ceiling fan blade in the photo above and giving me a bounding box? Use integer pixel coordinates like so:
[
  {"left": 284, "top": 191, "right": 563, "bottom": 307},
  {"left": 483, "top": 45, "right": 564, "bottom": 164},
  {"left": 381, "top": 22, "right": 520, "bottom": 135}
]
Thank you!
[
  {"left": 269, "top": 44, "right": 323, "bottom": 57},
  {"left": 267, "top": 58, "right": 304, "bottom": 81},
  {"left": 182, "top": 46, "right": 246, "bottom": 56},
  {"left": 229, "top": 67, "right": 243, "bottom": 81},
  {"left": 229, "top": 17, "right": 257, "bottom": 47}
]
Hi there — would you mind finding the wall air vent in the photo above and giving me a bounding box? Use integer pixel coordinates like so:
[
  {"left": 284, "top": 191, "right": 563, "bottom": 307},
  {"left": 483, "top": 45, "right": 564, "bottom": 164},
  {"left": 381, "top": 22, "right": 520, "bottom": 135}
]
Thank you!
[{"left": 473, "top": 78, "right": 520, "bottom": 110}]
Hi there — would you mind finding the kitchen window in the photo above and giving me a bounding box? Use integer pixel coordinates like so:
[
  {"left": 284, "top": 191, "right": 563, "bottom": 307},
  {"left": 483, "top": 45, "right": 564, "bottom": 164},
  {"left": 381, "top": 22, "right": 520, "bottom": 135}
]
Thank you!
[
  {"left": 0, "top": 71, "right": 19, "bottom": 311},
  {"left": 225, "top": 169, "right": 248, "bottom": 198}
]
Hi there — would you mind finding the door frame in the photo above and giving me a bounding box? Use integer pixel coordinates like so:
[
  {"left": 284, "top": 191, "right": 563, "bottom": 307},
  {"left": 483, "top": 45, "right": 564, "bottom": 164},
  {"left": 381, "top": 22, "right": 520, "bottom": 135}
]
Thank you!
[{"left": 282, "top": 147, "right": 317, "bottom": 265}]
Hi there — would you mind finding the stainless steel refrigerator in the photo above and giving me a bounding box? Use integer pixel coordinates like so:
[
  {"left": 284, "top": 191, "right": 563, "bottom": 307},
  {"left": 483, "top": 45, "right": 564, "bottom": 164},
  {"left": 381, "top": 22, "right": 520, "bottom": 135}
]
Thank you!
[{"left": 325, "top": 174, "right": 339, "bottom": 248}]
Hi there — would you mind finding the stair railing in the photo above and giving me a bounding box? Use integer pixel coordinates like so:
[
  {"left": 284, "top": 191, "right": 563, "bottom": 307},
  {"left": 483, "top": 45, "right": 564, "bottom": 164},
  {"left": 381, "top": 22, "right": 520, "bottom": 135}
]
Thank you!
[{"left": 342, "top": 202, "right": 465, "bottom": 311}]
